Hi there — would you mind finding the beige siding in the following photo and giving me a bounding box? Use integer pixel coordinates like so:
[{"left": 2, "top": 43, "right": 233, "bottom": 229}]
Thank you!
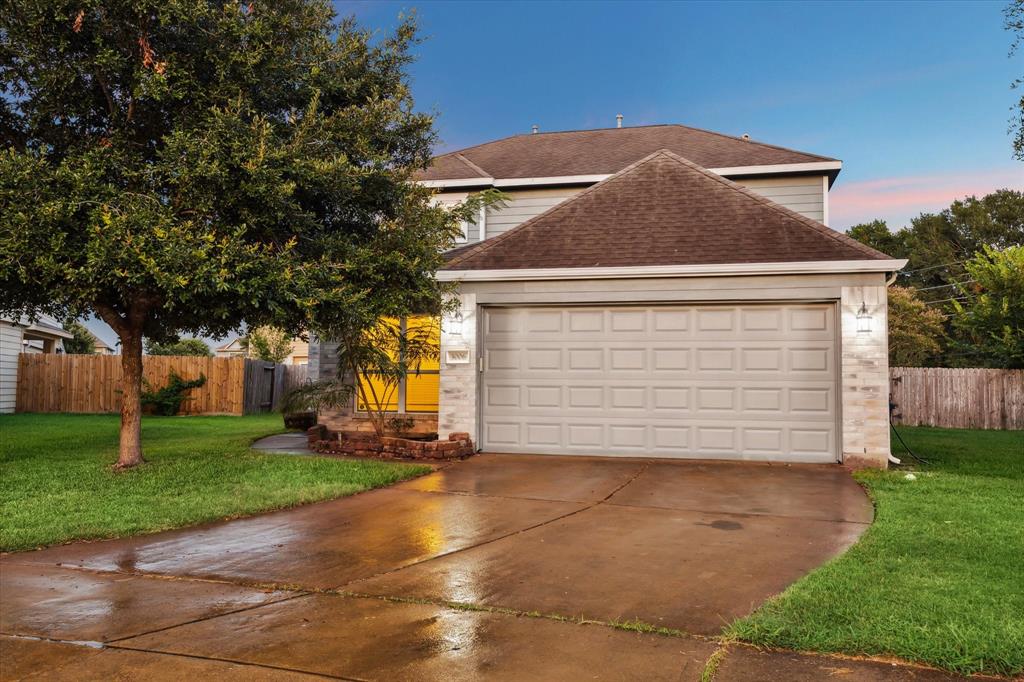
[
  {"left": 0, "top": 322, "right": 23, "bottom": 413},
  {"left": 734, "top": 175, "right": 826, "bottom": 223},
  {"left": 485, "top": 187, "right": 585, "bottom": 237}
]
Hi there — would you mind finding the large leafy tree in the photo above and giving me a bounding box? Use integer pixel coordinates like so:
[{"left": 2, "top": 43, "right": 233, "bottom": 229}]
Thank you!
[
  {"left": 848, "top": 190, "right": 1024, "bottom": 296},
  {"left": 1006, "top": 0, "right": 1024, "bottom": 160},
  {"left": 951, "top": 246, "right": 1024, "bottom": 368},
  {"left": 0, "top": 2, "right": 462, "bottom": 468},
  {"left": 887, "top": 286, "right": 946, "bottom": 367}
]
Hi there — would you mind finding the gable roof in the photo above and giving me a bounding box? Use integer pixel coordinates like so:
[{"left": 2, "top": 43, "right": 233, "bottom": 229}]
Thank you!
[
  {"left": 416, "top": 124, "right": 837, "bottom": 183},
  {"left": 442, "top": 150, "right": 890, "bottom": 272}
]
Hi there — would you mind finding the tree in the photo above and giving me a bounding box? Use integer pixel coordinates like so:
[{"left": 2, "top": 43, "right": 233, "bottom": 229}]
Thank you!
[
  {"left": 0, "top": 3, "right": 461, "bottom": 468},
  {"left": 951, "top": 245, "right": 1024, "bottom": 368},
  {"left": 845, "top": 220, "right": 909, "bottom": 260},
  {"left": 887, "top": 286, "right": 946, "bottom": 367},
  {"left": 245, "top": 326, "right": 293, "bottom": 363},
  {"left": 61, "top": 319, "right": 96, "bottom": 354},
  {"left": 145, "top": 337, "right": 211, "bottom": 357},
  {"left": 1006, "top": 0, "right": 1024, "bottom": 160}
]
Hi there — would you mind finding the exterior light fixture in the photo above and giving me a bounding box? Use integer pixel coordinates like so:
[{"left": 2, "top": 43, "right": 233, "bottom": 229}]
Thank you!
[
  {"left": 446, "top": 309, "right": 464, "bottom": 339},
  {"left": 856, "top": 301, "right": 872, "bottom": 334}
]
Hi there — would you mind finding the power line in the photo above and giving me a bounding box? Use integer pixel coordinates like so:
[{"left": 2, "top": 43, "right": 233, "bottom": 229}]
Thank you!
[
  {"left": 915, "top": 279, "right": 977, "bottom": 292},
  {"left": 898, "top": 260, "right": 967, "bottom": 276}
]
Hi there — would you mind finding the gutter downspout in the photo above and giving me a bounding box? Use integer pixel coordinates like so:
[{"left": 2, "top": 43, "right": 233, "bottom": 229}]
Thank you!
[{"left": 885, "top": 268, "right": 902, "bottom": 465}]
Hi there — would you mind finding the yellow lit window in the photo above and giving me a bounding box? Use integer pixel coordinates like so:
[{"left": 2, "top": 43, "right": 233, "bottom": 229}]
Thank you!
[{"left": 356, "top": 316, "right": 439, "bottom": 413}]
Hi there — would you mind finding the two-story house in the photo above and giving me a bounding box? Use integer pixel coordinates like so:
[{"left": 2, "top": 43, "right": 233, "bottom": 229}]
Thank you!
[{"left": 310, "top": 123, "right": 904, "bottom": 468}]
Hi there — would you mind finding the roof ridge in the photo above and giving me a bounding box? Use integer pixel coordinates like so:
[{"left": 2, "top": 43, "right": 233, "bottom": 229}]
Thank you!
[
  {"left": 432, "top": 123, "right": 835, "bottom": 165},
  {"left": 444, "top": 150, "right": 682, "bottom": 269},
  {"left": 454, "top": 153, "right": 491, "bottom": 178},
  {"left": 649, "top": 151, "right": 887, "bottom": 259}
]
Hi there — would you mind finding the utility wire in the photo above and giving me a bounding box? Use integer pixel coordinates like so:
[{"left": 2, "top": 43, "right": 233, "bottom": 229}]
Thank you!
[{"left": 915, "top": 279, "right": 977, "bottom": 291}]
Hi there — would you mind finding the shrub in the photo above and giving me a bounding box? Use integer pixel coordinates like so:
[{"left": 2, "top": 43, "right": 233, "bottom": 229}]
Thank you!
[{"left": 141, "top": 371, "right": 207, "bottom": 416}]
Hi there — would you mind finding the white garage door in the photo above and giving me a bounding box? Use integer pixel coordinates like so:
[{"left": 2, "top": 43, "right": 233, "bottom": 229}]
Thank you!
[{"left": 480, "top": 304, "right": 838, "bottom": 463}]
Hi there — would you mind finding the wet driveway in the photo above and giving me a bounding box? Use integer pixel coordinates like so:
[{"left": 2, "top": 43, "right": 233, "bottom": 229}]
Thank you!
[{"left": 1, "top": 453, "right": 948, "bottom": 681}]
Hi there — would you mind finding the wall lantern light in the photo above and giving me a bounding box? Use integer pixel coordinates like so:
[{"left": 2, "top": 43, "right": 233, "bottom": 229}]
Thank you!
[
  {"left": 446, "top": 309, "right": 464, "bottom": 339},
  {"left": 856, "top": 302, "right": 873, "bottom": 334}
]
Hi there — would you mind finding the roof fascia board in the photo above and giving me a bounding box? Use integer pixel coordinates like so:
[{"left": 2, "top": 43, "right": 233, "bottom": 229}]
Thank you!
[
  {"left": 437, "top": 259, "right": 908, "bottom": 282},
  {"left": 418, "top": 161, "right": 843, "bottom": 191}
]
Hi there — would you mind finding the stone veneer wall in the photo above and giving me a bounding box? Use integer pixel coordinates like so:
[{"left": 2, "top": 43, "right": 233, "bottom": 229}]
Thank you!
[
  {"left": 839, "top": 284, "right": 891, "bottom": 468},
  {"left": 438, "top": 292, "right": 478, "bottom": 441}
]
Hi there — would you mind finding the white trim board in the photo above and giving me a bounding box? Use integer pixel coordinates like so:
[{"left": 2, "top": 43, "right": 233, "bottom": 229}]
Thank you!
[
  {"left": 417, "top": 161, "right": 843, "bottom": 191},
  {"left": 437, "top": 259, "right": 908, "bottom": 282}
]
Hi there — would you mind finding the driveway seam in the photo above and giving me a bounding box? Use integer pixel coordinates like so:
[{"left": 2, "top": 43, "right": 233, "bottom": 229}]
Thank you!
[
  {"left": 105, "top": 592, "right": 311, "bottom": 644},
  {"left": 333, "top": 461, "right": 650, "bottom": 591}
]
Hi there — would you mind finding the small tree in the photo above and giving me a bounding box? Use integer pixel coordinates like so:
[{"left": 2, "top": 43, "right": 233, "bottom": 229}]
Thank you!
[
  {"left": 245, "top": 326, "right": 293, "bottom": 364},
  {"left": 951, "top": 245, "right": 1024, "bottom": 368},
  {"left": 887, "top": 286, "right": 946, "bottom": 367},
  {"left": 61, "top": 320, "right": 96, "bottom": 355},
  {"left": 145, "top": 338, "right": 212, "bottom": 357}
]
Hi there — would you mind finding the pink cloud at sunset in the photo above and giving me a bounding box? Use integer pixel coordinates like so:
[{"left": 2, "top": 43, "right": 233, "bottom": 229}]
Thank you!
[{"left": 830, "top": 167, "right": 1023, "bottom": 230}]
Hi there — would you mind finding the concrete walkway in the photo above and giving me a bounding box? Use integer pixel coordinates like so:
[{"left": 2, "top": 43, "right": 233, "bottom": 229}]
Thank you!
[
  {"left": 0, "top": 455, "right": 973, "bottom": 680},
  {"left": 251, "top": 432, "right": 313, "bottom": 455}
]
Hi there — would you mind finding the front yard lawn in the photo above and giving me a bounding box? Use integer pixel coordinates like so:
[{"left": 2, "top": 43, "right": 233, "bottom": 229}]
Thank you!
[
  {"left": 729, "top": 426, "right": 1024, "bottom": 678},
  {"left": 0, "top": 413, "right": 430, "bottom": 552}
]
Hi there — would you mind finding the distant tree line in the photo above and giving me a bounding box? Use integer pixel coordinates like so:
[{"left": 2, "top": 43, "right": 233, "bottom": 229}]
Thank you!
[{"left": 847, "top": 189, "right": 1024, "bottom": 369}]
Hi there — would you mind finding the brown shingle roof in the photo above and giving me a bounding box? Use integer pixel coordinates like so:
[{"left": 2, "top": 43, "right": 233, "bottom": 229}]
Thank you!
[
  {"left": 417, "top": 124, "right": 836, "bottom": 182},
  {"left": 442, "top": 151, "right": 889, "bottom": 271}
]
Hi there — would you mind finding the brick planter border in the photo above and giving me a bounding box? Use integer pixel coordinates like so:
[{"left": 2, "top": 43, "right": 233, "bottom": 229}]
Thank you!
[{"left": 307, "top": 425, "right": 475, "bottom": 461}]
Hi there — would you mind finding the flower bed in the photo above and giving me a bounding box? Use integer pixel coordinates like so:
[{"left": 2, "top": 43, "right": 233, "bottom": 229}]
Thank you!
[{"left": 307, "top": 425, "right": 475, "bottom": 461}]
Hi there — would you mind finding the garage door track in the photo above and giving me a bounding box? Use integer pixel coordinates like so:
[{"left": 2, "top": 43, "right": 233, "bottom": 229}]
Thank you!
[{"left": 3, "top": 454, "right": 964, "bottom": 680}]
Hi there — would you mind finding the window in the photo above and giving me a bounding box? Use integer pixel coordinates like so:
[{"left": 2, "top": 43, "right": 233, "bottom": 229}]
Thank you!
[{"left": 356, "top": 316, "right": 440, "bottom": 413}]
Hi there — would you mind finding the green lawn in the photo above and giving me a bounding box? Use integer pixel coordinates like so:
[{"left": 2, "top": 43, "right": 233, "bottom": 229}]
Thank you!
[
  {"left": 0, "top": 413, "right": 430, "bottom": 552},
  {"left": 729, "top": 427, "right": 1024, "bottom": 677}
]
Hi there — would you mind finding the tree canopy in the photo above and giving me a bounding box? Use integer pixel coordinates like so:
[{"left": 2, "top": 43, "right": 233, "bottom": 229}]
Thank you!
[
  {"left": 245, "top": 326, "right": 293, "bottom": 364},
  {"left": 61, "top": 319, "right": 96, "bottom": 354},
  {"left": 0, "top": 2, "right": 471, "bottom": 467},
  {"left": 847, "top": 189, "right": 1024, "bottom": 367},
  {"left": 951, "top": 245, "right": 1024, "bottom": 368},
  {"left": 145, "top": 337, "right": 211, "bottom": 357}
]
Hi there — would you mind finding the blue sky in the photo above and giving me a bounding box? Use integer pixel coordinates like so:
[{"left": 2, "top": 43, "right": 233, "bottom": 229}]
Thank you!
[
  {"left": 344, "top": 0, "right": 1021, "bottom": 228},
  {"left": 87, "top": 0, "right": 1023, "bottom": 349}
]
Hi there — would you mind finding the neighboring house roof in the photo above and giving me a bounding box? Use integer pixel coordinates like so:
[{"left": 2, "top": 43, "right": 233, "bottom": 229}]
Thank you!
[
  {"left": 89, "top": 332, "right": 114, "bottom": 353},
  {"left": 216, "top": 338, "right": 245, "bottom": 353},
  {"left": 442, "top": 150, "right": 890, "bottom": 272},
  {"left": 415, "top": 124, "right": 838, "bottom": 183}
]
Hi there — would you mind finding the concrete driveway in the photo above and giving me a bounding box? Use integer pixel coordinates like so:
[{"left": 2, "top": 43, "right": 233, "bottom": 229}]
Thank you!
[{"left": 1, "top": 454, "right": 966, "bottom": 680}]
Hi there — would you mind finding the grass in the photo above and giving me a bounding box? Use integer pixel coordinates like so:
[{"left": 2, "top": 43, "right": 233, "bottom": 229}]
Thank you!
[
  {"left": 0, "top": 413, "right": 430, "bottom": 552},
  {"left": 728, "top": 426, "right": 1024, "bottom": 677}
]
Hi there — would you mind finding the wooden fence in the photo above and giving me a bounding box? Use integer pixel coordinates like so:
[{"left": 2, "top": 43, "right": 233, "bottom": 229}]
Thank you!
[
  {"left": 242, "top": 360, "right": 309, "bottom": 413},
  {"left": 890, "top": 367, "right": 1024, "bottom": 430},
  {"left": 16, "top": 354, "right": 310, "bottom": 415}
]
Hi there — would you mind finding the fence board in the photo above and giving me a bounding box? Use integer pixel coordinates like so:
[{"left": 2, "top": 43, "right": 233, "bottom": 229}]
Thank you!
[
  {"left": 890, "top": 367, "right": 1024, "bottom": 430},
  {"left": 16, "top": 354, "right": 245, "bottom": 415}
]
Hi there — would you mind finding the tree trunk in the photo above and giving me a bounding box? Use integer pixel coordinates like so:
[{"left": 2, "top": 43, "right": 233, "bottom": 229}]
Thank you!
[{"left": 116, "top": 331, "right": 145, "bottom": 468}]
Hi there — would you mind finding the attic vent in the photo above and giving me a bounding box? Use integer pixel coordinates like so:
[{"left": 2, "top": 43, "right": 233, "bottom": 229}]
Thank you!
[
  {"left": 531, "top": 124, "right": 539, "bottom": 134},
  {"left": 616, "top": 114, "right": 623, "bottom": 128},
  {"left": 741, "top": 133, "right": 750, "bottom": 140}
]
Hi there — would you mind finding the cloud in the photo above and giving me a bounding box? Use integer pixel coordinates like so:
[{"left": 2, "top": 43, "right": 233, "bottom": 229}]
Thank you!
[{"left": 830, "top": 167, "right": 1023, "bottom": 230}]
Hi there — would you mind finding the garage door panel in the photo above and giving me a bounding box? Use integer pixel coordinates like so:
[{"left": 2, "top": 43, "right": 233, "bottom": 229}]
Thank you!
[{"left": 481, "top": 304, "right": 837, "bottom": 462}]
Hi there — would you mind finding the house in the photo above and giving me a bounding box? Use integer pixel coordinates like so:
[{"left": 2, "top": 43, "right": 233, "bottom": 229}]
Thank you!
[
  {"left": 90, "top": 332, "right": 116, "bottom": 355},
  {"left": 309, "top": 123, "right": 905, "bottom": 468},
  {"left": 216, "top": 336, "right": 309, "bottom": 365},
  {"left": 0, "top": 314, "right": 73, "bottom": 414}
]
